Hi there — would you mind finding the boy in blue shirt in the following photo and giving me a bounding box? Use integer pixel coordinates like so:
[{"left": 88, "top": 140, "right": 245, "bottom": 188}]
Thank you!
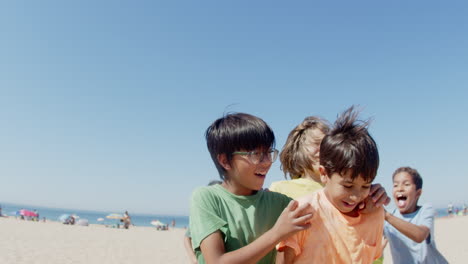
[{"left": 384, "top": 166, "right": 448, "bottom": 263}]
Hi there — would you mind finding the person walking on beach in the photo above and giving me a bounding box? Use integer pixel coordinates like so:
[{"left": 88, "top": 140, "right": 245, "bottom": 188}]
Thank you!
[
  {"left": 384, "top": 166, "right": 448, "bottom": 264},
  {"left": 447, "top": 202, "right": 453, "bottom": 216},
  {"left": 123, "top": 211, "right": 132, "bottom": 229},
  {"left": 190, "top": 112, "right": 313, "bottom": 264}
]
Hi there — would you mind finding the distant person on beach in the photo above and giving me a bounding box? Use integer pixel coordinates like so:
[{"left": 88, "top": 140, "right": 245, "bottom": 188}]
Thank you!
[
  {"left": 33, "top": 209, "right": 39, "bottom": 221},
  {"left": 123, "top": 211, "right": 132, "bottom": 229},
  {"left": 189, "top": 113, "right": 313, "bottom": 264},
  {"left": 20, "top": 208, "right": 25, "bottom": 220},
  {"left": 277, "top": 106, "right": 385, "bottom": 263},
  {"left": 184, "top": 180, "right": 222, "bottom": 264},
  {"left": 384, "top": 166, "right": 448, "bottom": 264},
  {"left": 0, "top": 204, "right": 2, "bottom": 217},
  {"left": 64, "top": 215, "right": 75, "bottom": 225},
  {"left": 270, "top": 114, "right": 390, "bottom": 263},
  {"left": 447, "top": 202, "right": 453, "bottom": 216}
]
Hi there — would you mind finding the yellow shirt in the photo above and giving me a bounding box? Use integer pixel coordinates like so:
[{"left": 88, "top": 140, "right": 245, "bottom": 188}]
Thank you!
[
  {"left": 269, "top": 178, "right": 323, "bottom": 199},
  {"left": 278, "top": 189, "right": 384, "bottom": 264}
]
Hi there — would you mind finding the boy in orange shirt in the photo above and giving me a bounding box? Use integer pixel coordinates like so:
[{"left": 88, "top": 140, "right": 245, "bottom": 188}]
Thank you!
[{"left": 278, "top": 106, "right": 384, "bottom": 264}]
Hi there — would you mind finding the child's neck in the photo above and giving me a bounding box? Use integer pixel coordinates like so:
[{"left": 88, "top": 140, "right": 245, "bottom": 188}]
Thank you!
[
  {"left": 221, "top": 181, "right": 258, "bottom": 196},
  {"left": 301, "top": 171, "right": 321, "bottom": 183},
  {"left": 401, "top": 204, "right": 420, "bottom": 215}
]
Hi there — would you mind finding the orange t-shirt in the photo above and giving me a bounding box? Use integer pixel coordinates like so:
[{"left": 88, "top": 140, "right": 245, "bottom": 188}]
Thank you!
[{"left": 277, "top": 189, "right": 384, "bottom": 264}]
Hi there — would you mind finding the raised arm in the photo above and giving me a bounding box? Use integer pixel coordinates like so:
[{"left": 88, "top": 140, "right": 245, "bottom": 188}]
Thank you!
[
  {"left": 200, "top": 200, "right": 312, "bottom": 264},
  {"left": 384, "top": 210, "right": 430, "bottom": 243}
]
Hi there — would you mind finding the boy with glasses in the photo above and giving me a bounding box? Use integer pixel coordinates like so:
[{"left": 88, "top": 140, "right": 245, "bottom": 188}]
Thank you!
[{"left": 189, "top": 113, "right": 313, "bottom": 264}]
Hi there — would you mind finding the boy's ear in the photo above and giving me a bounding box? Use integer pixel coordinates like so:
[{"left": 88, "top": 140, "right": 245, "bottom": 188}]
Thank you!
[
  {"left": 217, "top": 154, "right": 231, "bottom": 171},
  {"left": 416, "top": 188, "right": 422, "bottom": 200},
  {"left": 319, "top": 166, "right": 328, "bottom": 184}
]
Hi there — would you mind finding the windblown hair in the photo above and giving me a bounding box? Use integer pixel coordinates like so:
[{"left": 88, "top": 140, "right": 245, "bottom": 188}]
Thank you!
[
  {"left": 320, "top": 106, "right": 379, "bottom": 182},
  {"left": 280, "top": 116, "right": 330, "bottom": 179},
  {"left": 205, "top": 113, "right": 275, "bottom": 179},
  {"left": 392, "top": 166, "right": 423, "bottom": 190}
]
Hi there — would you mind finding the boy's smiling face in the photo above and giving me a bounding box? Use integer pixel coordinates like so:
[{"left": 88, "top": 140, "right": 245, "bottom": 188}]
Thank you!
[
  {"left": 393, "top": 172, "right": 422, "bottom": 214},
  {"left": 219, "top": 147, "right": 273, "bottom": 196},
  {"left": 321, "top": 168, "right": 371, "bottom": 217}
]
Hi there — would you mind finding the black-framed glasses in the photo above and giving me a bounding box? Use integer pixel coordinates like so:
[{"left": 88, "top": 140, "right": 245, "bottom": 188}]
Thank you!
[{"left": 232, "top": 149, "right": 279, "bottom": 164}]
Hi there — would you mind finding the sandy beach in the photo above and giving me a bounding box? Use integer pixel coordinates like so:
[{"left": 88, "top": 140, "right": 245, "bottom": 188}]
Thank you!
[{"left": 1, "top": 216, "right": 467, "bottom": 264}]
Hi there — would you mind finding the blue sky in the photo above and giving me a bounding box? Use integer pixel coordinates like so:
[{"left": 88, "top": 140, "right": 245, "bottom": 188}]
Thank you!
[{"left": 1, "top": 1, "right": 467, "bottom": 215}]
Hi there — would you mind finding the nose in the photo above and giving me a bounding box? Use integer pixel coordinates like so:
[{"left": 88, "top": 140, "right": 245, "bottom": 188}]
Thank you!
[
  {"left": 395, "top": 184, "right": 404, "bottom": 191},
  {"left": 349, "top": 189, "right": 362, "bottom": 202}
]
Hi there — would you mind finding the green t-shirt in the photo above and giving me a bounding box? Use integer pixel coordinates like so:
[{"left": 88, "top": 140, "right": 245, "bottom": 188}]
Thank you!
[{"left": 190, "top": 184, "right": 292, "bottom": 264}]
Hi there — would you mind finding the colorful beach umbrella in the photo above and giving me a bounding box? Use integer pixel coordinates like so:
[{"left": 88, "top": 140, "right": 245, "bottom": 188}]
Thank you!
[
  {"left": 106, "top": 213, "right": 124, "bottom": 219},
  {"left": 19, "top": 209, "right": 38, "bottom": 217}
]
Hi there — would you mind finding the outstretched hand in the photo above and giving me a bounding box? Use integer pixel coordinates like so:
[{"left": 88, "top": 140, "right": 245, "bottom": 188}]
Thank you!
[
  {"left": 358, "top": 183, "right": 391, "bottom": 214},
  {"left": 273, "top": 200, "right": 313, "bottom": 241}
]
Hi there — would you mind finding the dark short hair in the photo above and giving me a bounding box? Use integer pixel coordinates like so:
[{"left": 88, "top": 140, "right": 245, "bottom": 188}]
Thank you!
[
  {"left": 392, "top": 166, "right": 423, "bottom": 190},
  {"left": 205, "top": 113, "right": 275, "bottom": 179},
  {"left": 320, "top": 106, "right": 379, "bottom": 182}
]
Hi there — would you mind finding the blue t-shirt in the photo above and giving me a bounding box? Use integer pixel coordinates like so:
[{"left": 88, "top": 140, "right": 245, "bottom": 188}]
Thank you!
[{"left": 384, "top": 203, "right": 448, "bottom": 264}]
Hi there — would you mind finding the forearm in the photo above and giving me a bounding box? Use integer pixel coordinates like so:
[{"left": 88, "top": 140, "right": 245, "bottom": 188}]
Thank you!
[
  {"left": 202, "top": 229, "right": 283, "bottom": 264},
  {"left": 223, "top": 229, "right": 283, "bottom": 264},
  {"left": 385, "top": 211, "right": 430, "bottom": 243}
]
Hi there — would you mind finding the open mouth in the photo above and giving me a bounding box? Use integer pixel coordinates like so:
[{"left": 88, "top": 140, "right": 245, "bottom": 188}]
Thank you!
[
  {"left": 396, "top": 194, "right": 408, "bottom": 208},
  {"left": 255, "top": 173, "right": 266, "bottom": 178},
  {"left": 342, "top": 200, "right": 356, "bottom": 208}
]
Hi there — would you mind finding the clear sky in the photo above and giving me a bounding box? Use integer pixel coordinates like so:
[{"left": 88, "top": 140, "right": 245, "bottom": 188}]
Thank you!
[{"left": 1, "top": 1, "right": 467, "bottom": 215}]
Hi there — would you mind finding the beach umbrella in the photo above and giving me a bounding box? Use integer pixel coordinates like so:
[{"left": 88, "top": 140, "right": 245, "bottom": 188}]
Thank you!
[
  {"left": 19, "top": 209, "right": 38, "bottom": 217},
  {"left": 106, "top": 213, "right": 124, "bottom": 219},
  {"left": 150, "top": 220, "right": 165, "bottom": 227},
  {"left": 58, "top": 214, "right": 70, "bottom": 222}
]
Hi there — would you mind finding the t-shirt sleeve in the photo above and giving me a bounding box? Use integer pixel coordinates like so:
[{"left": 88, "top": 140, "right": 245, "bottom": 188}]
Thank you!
[
  {"left": 276, "top": 196, "right": 312, "bottom": 257},
  {"left": 277, "top": 230, "right": 307, "bottom": 256},
  {"left": 372, "top": 207, "right": 385, "bottom": 260},
  {"left": 189, "top": 187, "right": 228, "bottom": 250},
  {"left": 420, "top": 204, "right": 435, "bottom": 229},
  {"left": 420, "top": 204, "right": 435, "bottom": 242}
]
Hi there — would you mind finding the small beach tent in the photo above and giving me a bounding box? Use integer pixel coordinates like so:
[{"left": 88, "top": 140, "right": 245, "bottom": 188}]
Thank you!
[{"left": 76, "top": 219, "right": 89, "bottom": 226}]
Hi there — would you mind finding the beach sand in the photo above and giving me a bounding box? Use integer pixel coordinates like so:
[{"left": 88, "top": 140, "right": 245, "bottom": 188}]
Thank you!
[
  {"left": 383, "top": 215, "right": 468, "bottom": 263},
  {"left": 0, "top": 217, "right": 187, "bottom": 264},
  {"left": 1, "top": 216, "right": 467, "bottom": 263}
]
